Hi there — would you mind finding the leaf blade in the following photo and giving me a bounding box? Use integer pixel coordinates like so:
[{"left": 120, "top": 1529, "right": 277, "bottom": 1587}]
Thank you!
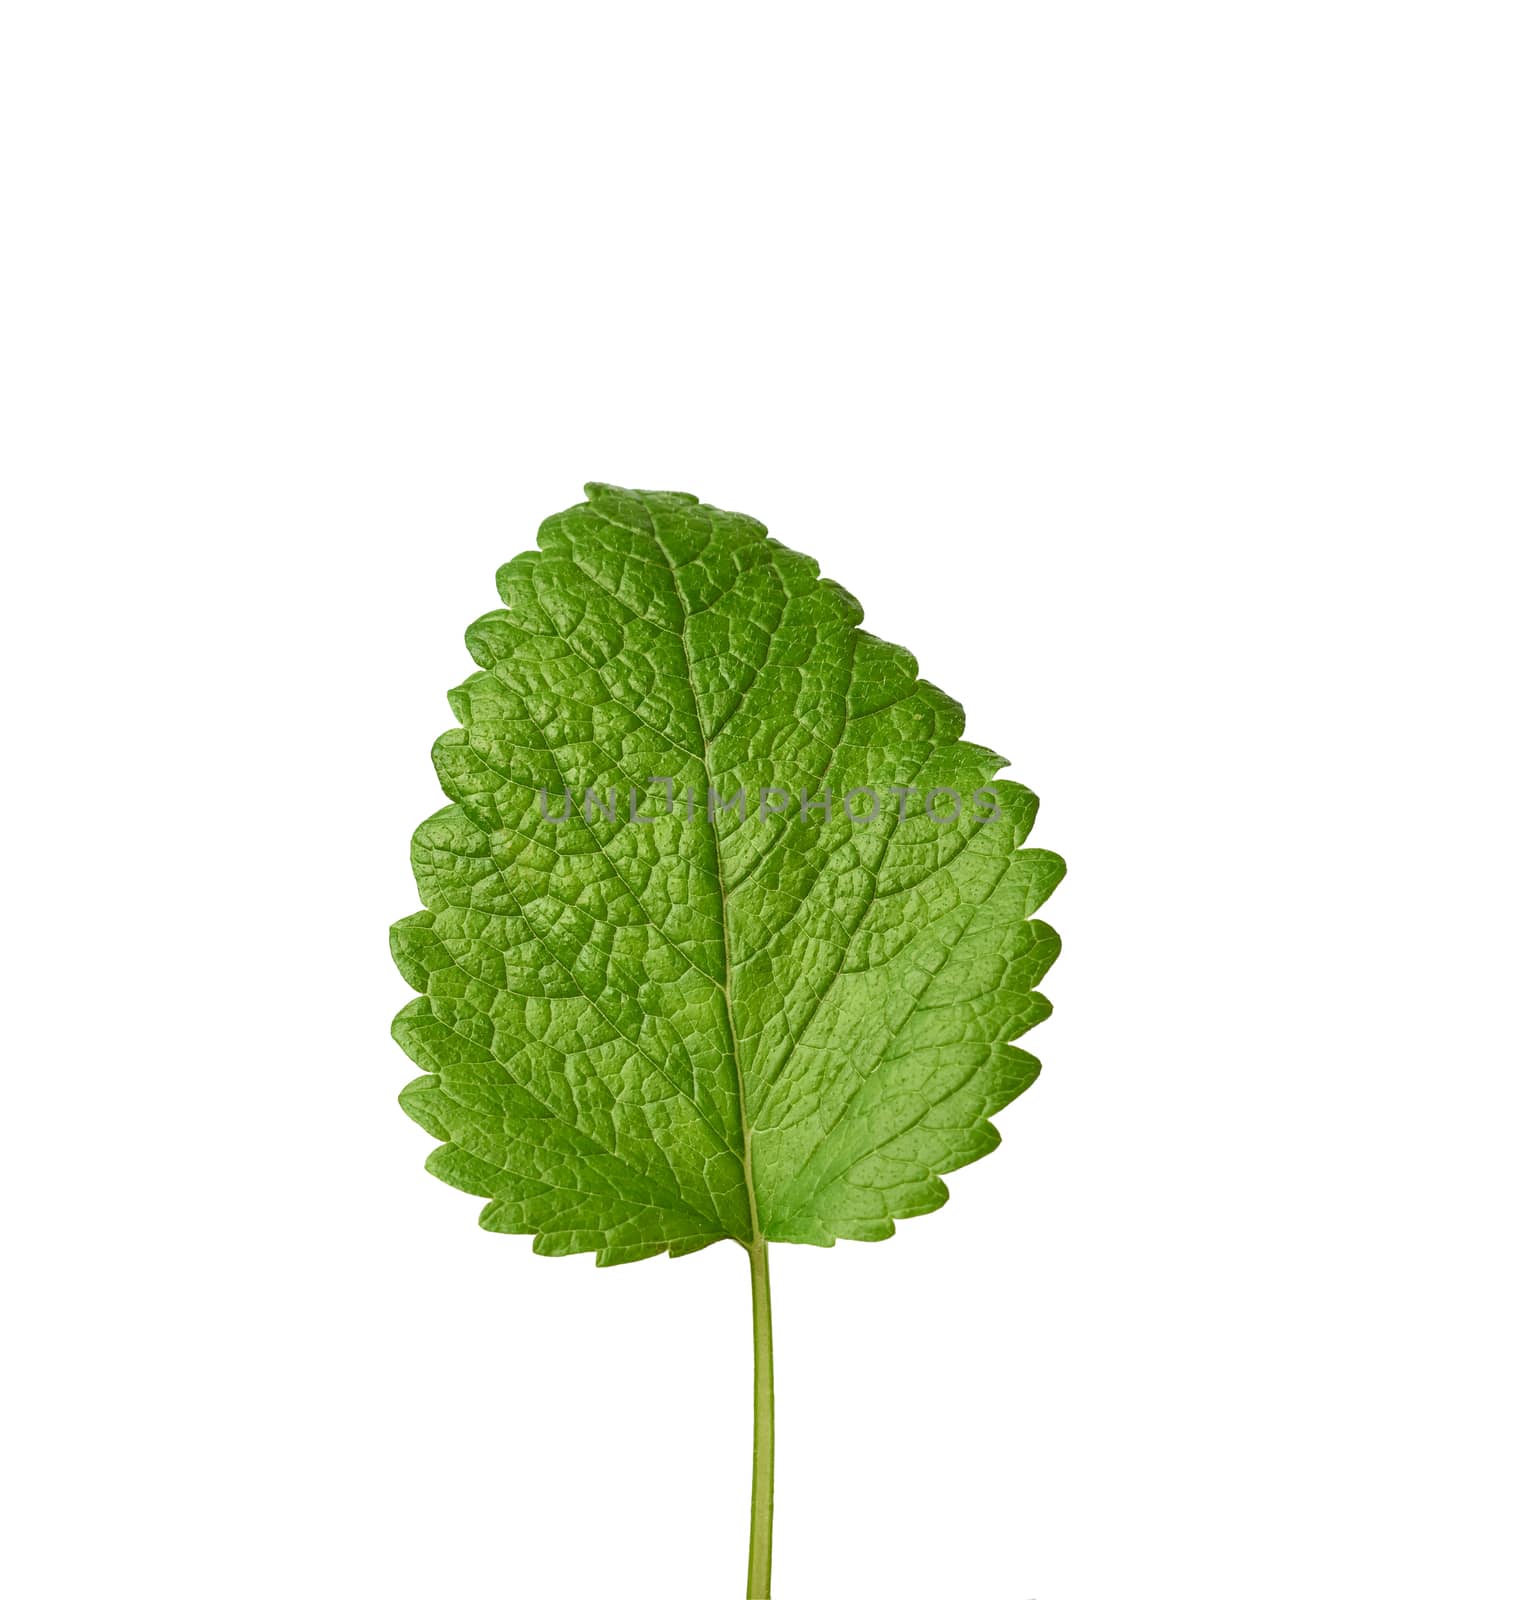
[{"left": 393, "top": 485, "right": 1063, "bottom": 1258}]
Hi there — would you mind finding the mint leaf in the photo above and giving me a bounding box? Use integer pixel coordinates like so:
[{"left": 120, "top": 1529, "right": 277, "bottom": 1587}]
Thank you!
[
  {"left": 392, "top": 483, "right": 1063, "bottom": 1265},
  {"left": 392, "top": 484, "right": 1064, "bottom": 1593}
]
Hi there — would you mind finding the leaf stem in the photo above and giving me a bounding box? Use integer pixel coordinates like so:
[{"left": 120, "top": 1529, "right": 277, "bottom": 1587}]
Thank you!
[{"left": 747, "top": 1238, "right": 775, "bottom": 1599}]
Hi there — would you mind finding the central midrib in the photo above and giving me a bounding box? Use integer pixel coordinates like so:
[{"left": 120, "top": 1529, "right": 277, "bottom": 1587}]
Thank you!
[{"left": 657, "top": 531, "right": 764, "bottom": 1250}]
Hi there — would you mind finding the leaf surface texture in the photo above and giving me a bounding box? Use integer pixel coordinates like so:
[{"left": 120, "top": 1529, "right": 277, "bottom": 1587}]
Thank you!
[{"left": 392, "top": 485, "right": 1063, "bottom": 1263}]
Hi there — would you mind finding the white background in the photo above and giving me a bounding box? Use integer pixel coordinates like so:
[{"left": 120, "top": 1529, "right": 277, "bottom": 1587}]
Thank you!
[{"left": 3, "top": 5, "right": 1529, "bottom": 1597}]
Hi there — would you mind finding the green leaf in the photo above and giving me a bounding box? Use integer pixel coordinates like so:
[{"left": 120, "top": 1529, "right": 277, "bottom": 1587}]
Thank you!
[{"left": 391, "top": 483, "right": 1063, "bottom": 1266}]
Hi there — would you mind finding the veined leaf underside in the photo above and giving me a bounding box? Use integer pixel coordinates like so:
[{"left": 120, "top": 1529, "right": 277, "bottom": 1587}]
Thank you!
[{"left": 391, "top": 484, "right": 1063, "bottom": 1264}]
